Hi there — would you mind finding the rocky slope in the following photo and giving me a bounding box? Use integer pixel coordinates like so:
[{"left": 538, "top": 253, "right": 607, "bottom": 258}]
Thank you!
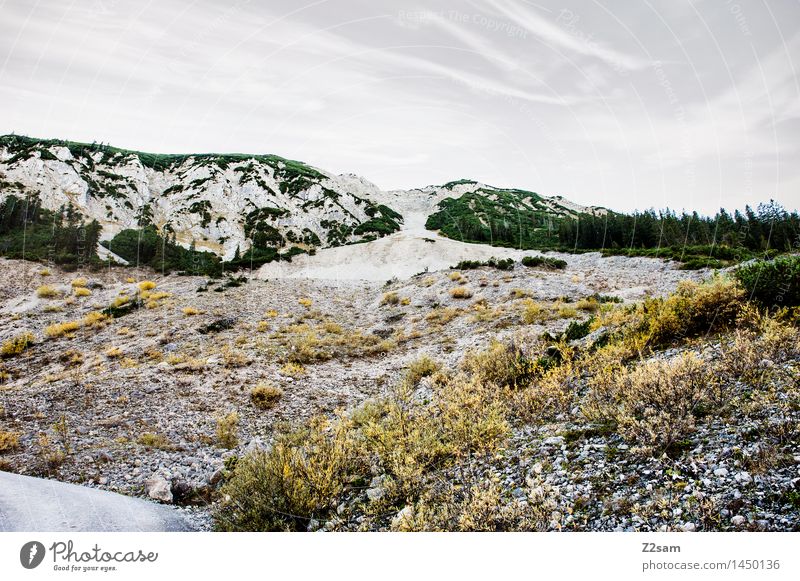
[
  {"left": 0, "top": 136, "right": 598, "bottom": 262},
  {"left": 1, "top": 255, "right": 798, "bottom": 532}
]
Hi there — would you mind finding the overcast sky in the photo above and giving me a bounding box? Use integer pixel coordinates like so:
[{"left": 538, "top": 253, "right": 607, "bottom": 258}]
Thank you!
[{"left": 1, "top": 0, "right": 798, "bottom": 214}]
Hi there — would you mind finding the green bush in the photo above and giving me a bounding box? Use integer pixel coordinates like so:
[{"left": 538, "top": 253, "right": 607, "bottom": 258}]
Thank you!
[
  {"left": 735, "top": 255, "right": 800, "bottom": 307},
  {"left": 521, "top": 256, "right": 567, "bottom": 270},
  {"left": 453, "top": 257, "right": 514, "bottom": 271}
]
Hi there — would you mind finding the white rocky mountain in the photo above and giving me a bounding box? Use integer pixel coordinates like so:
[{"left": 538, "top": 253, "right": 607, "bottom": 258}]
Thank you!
[{"left": 0, "top": 136, "right": 602, "bottom": 261}]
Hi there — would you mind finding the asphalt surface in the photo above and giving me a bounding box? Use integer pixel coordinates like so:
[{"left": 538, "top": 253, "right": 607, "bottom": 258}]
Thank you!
[{"left": 0, "top": 471, "right": 194, "bottom": 532}]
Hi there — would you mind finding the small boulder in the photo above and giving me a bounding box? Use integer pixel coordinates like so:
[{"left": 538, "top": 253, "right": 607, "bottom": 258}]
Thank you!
[{"left": 144, "top": 474, "right": 173, "bottom": 503}]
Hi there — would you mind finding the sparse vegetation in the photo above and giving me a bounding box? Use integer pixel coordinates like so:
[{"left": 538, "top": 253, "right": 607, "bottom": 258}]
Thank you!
[{"left": 137, "top": 432, "right": 172, "bottom": 450}]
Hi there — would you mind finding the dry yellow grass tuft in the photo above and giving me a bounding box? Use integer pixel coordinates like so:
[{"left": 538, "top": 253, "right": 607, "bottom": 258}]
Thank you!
[
  {"left": 381, "top": 291, "right": 400, "bottom": 306},
  {"left": 70, "top": 278, "right": 88, "bottom": 288},
  {"left": 251, "top": 382, "right": 284, "bottom": 409},
  {"left": 298, "top": 298, "right": 313, "bottom": 308},
  {"left": 216, "top": 412, "right": 239, "bottom": 449},
  {"left": 576, "top": 297, "right": 600, "bottom": 312},
  {"left": 44, "top": 321, "right": 81, "bottom": 339},
  {"left": 557, "top": 304, "right": 578, "bottom": 319},
  {"left": 1, "top": 332, "right": 35, "bottom": 358},
  {"left": 0, "top": 431, "right": 21, "bottom": 453},
  {"left": 182, "top": 307, "right": 200, "bottom": 316},
  {"left": 36, "top": 285, "right": 60, "bottom": 299},
  {"left": 520, "top": 299, "right": 550, "bottom": 325},
  {"left": 104, "top": 346, "right": 123, "bottom": 358},
  {"left": 138, "top": 281, "right": 157, "bottom": 291},
  {"left": 426, "top": 307, "right": 460, "bottom": 325},
  {"left": 280, "top": 362, "right": 306, "bottom": 377},
  {"left": 83, "top": 311, "right": 108, "bottom": 327},
  {"left": 449, "top": 272, "right": 463, "bottom": 282},
  {"left": 405, "top": 355, "right": 440, "bottom": 386},
  {"left": 137, "top": 432, "right": 172, "bottom": 450},
  {"left": 449, "top": 286, "right": 473, "bottom": 299},
  {"left": 74, "top": 287, "right": 92, "bottom": 297},
  {"left": 111, "top": 295, "right": 130, "bottom": 308}
]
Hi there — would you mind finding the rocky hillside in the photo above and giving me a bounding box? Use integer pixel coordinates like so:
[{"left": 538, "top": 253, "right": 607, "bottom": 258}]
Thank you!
[
  {"left": 0, "top": 136, "right": 403, "bottom": 260},
  {"left": 0, "top": 136, "right": 599, "bottom": 263}
]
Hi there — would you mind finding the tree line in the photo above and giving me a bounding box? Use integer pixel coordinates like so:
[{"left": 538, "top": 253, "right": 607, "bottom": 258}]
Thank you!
[{"left": 558, "top": 200, "right": 800, "bottom": 254}]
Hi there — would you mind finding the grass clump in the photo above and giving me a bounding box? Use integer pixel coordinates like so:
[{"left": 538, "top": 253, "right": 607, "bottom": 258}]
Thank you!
[
  {"left": 405, "top": 355, "right": 440, "bottom": 386},
  {"left": 137, "top": 432, "right": 172, "bottom": 450},
  {"left": 70, "top": 278, "right": 88, "bottom": 288},
  {"left": 1, "top": 332, "right": 35, "bottom": 358},
  {"left": 74, "top": 287, "right": 92, "bottom": 297},
  {"left": 280, "top": 362, "right": 306, "bottom": 377},
  {"left": 216, "top": 412, "right": 240, "bottom": 449},
  {"left": 215, "top": 417, "right": 361, "bottom": 531},
  {"left": 44, "top": 311, "right": 108, "bottom": 339},
  {"left": 251, "top": 383, "right": 283, "bottom": 409},
  {"left": 44, "top": 320, "right": 81, "bottom": 339},
  {"left": 104, "top": 346, "right": 123, "bottom": 358},
  {"left": 381, "top": 291, "right": 400, "bottom": 306},
  {"left": 521, "top": 299, "right": 548, "bottom": 324},
  {"left": 425, "top": 307, "right": 460, "bottom": 325},
  {"left": 450, "top": 286, "right": 473, "bottom": 299},
  {"left": 36, "top": 285, "right": 60, "bottom": 298},
  {"left": 0, "top": 431, "right": 21, "bottom": 453}
]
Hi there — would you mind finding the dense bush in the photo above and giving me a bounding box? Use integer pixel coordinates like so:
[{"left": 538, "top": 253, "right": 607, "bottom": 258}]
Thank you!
[
  {"left": 453, "top": 257, "right": 514, "bottom": 271},
  {"left": 598, "top": 275, "right": 746, "bottom": 353},
  {"left": 521, "top": 255, "right": 567, "bottom": 269},
  {"left": 735, "top": 254, "right": 800, "bottom": 307}
]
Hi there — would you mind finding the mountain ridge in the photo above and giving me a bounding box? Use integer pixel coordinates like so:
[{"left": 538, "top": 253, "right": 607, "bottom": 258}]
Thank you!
[{"left": 0, "top": 134, "right": 602, "bottom": 263}]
